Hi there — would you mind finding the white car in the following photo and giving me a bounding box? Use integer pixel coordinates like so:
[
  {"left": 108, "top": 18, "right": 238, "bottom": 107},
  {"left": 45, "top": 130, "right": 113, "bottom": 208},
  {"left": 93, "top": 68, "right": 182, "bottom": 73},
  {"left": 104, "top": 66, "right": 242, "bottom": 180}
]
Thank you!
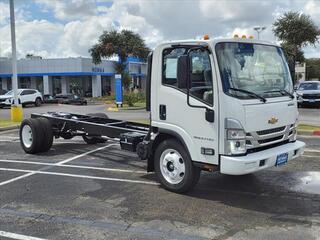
[{"left": 0, "top": 89, "right": 43, "bottom": 108}]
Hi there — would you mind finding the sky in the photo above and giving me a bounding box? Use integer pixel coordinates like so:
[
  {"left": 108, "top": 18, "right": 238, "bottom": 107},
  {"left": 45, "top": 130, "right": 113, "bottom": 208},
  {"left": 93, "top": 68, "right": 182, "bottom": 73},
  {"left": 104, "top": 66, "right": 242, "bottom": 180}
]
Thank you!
[{"left": 0, "top": 0, "right": 319, "bottom": 59}]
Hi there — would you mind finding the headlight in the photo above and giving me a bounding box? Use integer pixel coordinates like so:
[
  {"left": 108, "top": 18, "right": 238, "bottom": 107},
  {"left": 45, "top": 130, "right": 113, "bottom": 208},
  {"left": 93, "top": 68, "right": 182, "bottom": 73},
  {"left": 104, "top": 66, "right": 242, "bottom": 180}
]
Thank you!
[
  {"left": 289, "top": 120, "right": 298, "bottom": 142},
  {"left": 226, "top": 129, "right": 246, "bottom": 155}
]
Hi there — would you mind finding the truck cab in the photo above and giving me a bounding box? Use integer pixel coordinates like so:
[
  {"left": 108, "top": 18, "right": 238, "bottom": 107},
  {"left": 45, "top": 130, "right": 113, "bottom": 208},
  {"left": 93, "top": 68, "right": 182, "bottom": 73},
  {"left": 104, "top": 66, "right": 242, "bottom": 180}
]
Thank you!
[{"left": 147, "top": 37, "right": 305, "bottom": 192}]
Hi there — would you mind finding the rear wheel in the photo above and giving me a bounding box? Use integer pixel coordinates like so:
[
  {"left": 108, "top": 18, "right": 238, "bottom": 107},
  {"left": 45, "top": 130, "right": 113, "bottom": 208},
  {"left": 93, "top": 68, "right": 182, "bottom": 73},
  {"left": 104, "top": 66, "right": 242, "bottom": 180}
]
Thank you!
[
  {"left": 154, "top": 139, "right": 201, "bottom": 193},
  {"left": 35, "top": 98, "right": 42, "bottom": 107},
  {"left": 20, "top": 118, "right": 43, "bottom": 154},
  {"left": 38, "top": 117, "right": 53, "bottom": 152}
]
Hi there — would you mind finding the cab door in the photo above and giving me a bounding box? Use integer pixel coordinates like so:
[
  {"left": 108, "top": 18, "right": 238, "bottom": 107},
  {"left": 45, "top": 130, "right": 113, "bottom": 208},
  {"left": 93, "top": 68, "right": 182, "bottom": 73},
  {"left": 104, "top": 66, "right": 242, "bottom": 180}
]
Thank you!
[{"left": 152, "top": 45, "right": 219, "bottom": 165}]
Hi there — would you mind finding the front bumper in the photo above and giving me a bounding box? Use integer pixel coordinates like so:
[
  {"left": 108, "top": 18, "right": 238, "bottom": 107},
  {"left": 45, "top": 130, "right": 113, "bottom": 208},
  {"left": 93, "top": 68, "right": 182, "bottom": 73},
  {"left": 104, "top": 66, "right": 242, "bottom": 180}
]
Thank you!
[
  {"left": 220, "top": 140, "right": 305, "bottom": 175},
  {"left": 298, "top": 98, "right": 320, "bottom": 104}
]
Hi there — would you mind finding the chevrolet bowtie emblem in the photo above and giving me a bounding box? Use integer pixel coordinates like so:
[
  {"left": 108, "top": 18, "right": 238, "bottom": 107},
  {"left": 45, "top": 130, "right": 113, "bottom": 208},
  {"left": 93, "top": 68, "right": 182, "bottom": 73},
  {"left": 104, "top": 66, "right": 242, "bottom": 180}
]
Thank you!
[{"left": 268, "top": 117, "right": 278, "bottom": 124}]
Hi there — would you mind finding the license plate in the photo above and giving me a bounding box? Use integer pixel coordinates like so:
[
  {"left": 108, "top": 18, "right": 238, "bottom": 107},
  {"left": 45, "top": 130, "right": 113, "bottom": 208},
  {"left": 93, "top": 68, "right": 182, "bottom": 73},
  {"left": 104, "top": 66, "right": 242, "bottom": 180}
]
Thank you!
[{"left": 276, "top": 153, "right": 288, "bottom": 167}]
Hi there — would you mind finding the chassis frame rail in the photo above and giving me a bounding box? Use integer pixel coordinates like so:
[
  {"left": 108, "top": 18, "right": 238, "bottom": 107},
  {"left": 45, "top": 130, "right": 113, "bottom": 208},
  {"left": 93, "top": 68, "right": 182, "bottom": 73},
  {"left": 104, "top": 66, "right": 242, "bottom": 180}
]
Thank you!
[{"left": 31, "top": 112, "right": 150, "bottom": 139}]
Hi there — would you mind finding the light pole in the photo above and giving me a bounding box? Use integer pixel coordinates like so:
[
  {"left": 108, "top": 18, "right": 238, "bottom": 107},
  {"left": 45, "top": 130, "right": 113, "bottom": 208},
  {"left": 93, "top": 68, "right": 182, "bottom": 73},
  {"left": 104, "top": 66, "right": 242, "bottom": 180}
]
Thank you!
[
  {"left": 253, "top": 26, "right": 266, "bottom": 40},
  {"left": 9, "top": 0, "right": 23, "bottom": 122}
]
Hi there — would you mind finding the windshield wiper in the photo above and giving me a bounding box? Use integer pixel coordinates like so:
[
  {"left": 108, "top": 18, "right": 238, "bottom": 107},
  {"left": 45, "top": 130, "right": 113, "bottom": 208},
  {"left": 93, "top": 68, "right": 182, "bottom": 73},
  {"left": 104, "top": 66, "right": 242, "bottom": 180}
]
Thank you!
[
  {"left": 263, "top": 89, "right": 294, "bottom": 99},
  {"left": 229, "top": 87, "right": 267, "bottom": 103}
]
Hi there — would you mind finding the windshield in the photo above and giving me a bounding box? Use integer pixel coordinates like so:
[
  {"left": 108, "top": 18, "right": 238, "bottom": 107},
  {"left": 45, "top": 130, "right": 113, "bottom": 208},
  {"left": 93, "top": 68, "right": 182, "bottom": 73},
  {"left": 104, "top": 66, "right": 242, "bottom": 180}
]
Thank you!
[
  {"left": 4, "top": 90, "right": 13, "bottom": 95},
  {"left": 4, "top": 90, "right": 22, "bottom": 95},
  {"left": 216, "top": 42, "right": 293, "bottom": 99},
  {"left": 298, "top": 82, "right": 320, "bottom": 90}
]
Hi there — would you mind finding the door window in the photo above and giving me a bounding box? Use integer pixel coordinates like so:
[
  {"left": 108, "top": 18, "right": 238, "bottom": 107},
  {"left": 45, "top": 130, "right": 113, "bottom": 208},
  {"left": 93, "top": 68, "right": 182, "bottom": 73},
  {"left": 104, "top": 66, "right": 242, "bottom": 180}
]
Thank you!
[
  {"left": 189, "top": 49, "right": 213, "bottom": 105},
  {"left": 162, "top": 48, "right": 187, "bottom": 86}
]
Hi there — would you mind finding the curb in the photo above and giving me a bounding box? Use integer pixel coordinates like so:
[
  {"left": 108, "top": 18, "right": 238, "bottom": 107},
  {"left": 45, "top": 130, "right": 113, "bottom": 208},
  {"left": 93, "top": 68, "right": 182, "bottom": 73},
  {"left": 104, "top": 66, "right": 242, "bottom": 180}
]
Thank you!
[
  {"left": 107, "top": 107, "right": 146, "bottom": 112},
  {"left": 0, "top": 125, "right": 20, "bottom": 132},
  {"left": 298, "top": 130, "right": 320, "bottom": 136}
]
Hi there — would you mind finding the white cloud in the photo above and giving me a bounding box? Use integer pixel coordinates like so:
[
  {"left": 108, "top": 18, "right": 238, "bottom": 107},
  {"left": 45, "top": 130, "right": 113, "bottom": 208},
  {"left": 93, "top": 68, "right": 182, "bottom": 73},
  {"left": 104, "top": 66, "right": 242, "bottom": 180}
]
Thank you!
[
  {"left": 0, "top": 2, "right": 9, "bottom": 26},
  {"left": 0, "top": 0, "right": 319, "bottom": 59},
  {"left": 34, "top": 0, "right": 97, "bottom": 20}
]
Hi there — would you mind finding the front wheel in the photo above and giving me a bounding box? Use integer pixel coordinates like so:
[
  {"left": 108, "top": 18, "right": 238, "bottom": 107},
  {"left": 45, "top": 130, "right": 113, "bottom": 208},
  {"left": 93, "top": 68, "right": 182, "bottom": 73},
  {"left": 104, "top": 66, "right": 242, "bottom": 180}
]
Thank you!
[{"left": 154, "top": 139, "right": 201, "bottom": 193}]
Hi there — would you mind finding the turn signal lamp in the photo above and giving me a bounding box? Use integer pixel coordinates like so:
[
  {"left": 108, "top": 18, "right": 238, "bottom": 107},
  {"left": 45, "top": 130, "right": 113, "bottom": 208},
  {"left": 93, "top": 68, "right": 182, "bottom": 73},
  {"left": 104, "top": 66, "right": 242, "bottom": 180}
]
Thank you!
[
  {"left": 242, "top": 35, "right": 247, "bottom": 39},
  {"left": 234, "top": 34, "right": 239, "bottom": 38},
  {"left": 204, "top": 34, "right": 210, "bottom": 40}
]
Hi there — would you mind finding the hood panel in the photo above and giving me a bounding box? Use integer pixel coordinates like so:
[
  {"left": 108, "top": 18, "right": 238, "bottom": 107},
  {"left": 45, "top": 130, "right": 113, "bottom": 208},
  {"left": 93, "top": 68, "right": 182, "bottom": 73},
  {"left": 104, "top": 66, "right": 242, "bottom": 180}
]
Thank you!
[{"left": 244, "top": 101, "right": 297, "bottom": 132}]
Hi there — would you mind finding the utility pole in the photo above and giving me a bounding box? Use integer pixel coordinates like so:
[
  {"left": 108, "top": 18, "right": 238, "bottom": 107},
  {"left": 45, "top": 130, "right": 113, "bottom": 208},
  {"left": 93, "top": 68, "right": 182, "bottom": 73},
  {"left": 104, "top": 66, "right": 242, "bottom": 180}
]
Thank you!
[
  {"left": 253, "top": 26, "right": 266, "bottom": 40},
  {"left": 9, "top": 0, "right": 23, "bottom": 122}
]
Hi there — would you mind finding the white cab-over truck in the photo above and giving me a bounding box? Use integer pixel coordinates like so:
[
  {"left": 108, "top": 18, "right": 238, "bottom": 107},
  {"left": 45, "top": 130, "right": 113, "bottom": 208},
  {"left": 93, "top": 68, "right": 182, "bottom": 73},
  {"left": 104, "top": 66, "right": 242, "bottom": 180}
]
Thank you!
[{"left": 19, "top": 37, "right": 305, "bottom": 193}]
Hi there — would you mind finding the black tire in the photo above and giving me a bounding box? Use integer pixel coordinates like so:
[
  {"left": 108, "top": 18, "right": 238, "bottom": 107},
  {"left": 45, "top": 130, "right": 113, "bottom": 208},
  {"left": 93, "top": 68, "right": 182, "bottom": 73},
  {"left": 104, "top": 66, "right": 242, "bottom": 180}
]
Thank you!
[
  {"left": 82, "top": 113, "right": 109, "bottom": 144},
  {"left": 38, "top": 117, "right": 53, "bottom": 152},
  {"left": 35, "top": 98, "right": 42, "bottom": 107},
  {"left": 20, "top": 118, "right": 44, "bottom": 154},
  {"left": 154, "top": 139, "right": 201, "bottom": 193}
]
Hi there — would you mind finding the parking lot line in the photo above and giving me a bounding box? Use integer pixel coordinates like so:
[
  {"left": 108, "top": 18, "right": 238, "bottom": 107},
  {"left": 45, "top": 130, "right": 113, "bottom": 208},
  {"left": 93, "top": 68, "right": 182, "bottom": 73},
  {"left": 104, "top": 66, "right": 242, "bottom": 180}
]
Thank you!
[
  {"left": 304, "top": 148, "right": 320, "bottom": 153},
  {"left": 0, "top": 230, "right": 47, "bottom": 240},
  {"left": 0, "top": 168, "right": 159, "bottom": 185},
  {"left": 0, "top": 172, "right": 35, "bottom": 187},
  {"left": 0, "top": 159, "right": 147, "bottom": 174},
  {"left": 56, "top": 144, "right": 118, "bottom": 165},
  {"left": 0, "top": 144, "right": 117, "bottom": 187}
]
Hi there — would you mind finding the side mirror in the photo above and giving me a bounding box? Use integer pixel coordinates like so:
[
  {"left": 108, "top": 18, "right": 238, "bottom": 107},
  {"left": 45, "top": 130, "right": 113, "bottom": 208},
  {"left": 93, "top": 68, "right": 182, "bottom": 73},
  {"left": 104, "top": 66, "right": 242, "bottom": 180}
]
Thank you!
[
  {"left": 177, "top": 55, "right": 189, "bottom": 89},
  {"left": 287, "top": 59, "right": 295, "bottom": 83}
]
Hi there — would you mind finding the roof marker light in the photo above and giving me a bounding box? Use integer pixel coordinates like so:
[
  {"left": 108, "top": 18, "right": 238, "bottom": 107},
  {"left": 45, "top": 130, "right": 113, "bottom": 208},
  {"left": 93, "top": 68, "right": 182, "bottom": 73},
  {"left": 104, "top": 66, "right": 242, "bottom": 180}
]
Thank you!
[
  {"left": 234, "top": 34, "right": 239, "bottom": 38},
  {"left": 204, "top": 34, "right": 209, "bottom": 40},
  {"left": 249, "top": 35, "right": 254, "bottom": 39},
  {"left": 242, "top": 35, "right": 247, "bottom": 39}
]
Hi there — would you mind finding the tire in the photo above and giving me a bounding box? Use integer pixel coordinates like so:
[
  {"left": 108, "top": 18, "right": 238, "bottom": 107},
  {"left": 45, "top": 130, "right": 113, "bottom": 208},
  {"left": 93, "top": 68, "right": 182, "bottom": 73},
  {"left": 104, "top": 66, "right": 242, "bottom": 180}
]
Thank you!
[
  {"left": 20, "top": 118, "right": 44, "bottom": 154},
  {"left": 154, "top": 139, "right": 201, "bottom": 193},
  {"left": 82, "top": 113, "right": 109, "bottom": 144},
  {"left": 35, "top": 97, "right": 42, "bottom": 107},
  {"left": 38, "top": 117, "right": 53, "bottom": 152}
]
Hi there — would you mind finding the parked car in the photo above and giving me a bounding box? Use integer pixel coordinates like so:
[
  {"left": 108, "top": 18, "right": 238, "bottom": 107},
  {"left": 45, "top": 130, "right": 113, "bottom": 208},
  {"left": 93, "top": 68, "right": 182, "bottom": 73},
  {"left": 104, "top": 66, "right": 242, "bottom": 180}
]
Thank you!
[
  {"left": 296, "top": 81, "right": 320, "bottom": 107},
  {"left": 56, "top": 94, "right": 87, "bottom": 105},
  {"left": 43, "top": 94, "right": 59, "bottom": 104},
  {"left": 0, "top": 89, "right": 42, "bottom": 108}
]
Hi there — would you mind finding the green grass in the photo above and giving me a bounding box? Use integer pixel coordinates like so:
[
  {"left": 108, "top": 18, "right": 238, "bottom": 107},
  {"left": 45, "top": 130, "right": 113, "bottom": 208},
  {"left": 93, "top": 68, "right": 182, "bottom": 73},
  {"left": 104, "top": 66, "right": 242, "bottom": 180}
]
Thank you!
[
  {"left": 298, "top": 124, "right": 320, "bottom": 131},
  {"left": 129, "top": 119, "right": 150, "bottom": 125},
  {"left": 109, "top": 101, "right": 146, "bottom": 110},
  {"left": 0, "top": 120, "right": 20, "bottom": 128}
]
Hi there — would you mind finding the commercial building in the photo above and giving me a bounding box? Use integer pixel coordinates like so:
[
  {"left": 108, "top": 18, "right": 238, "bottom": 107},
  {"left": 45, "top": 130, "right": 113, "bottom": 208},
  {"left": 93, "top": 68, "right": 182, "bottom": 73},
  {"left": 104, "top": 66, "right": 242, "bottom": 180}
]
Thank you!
[{"left": 0, "top": 56, "right": 147, "bottom": 97}]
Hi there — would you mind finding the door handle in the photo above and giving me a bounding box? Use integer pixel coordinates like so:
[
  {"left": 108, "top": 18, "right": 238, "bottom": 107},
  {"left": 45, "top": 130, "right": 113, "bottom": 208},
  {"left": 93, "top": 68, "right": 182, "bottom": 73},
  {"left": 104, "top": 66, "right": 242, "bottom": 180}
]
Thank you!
[{"left": 159, "top": 104, "right": 166, "bottom": 120}]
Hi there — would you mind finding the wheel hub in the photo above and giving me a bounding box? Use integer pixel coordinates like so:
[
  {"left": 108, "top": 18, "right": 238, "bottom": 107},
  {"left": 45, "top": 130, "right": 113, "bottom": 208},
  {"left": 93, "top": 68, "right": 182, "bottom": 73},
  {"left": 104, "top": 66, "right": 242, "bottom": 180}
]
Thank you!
[
  {"left": 160, "top": 149, "right": 186, "bottom": 184},
  {"left": 22, "top": 125, "right": 33, "bottom": 148}
]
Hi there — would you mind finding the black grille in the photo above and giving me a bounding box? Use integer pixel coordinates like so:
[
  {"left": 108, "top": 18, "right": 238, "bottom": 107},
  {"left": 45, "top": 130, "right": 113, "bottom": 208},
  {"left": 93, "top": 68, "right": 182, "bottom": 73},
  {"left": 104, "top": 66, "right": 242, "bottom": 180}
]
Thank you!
[
  {"left": 256, "top": 126, "right": 285, "bottom": 135},
  {"left": 0, "top": 99, "right": 5, "bottom": 103},
  {"left": 303, "top": 94, "right": 320, "bottom": 99},
  {"left": 247, "top": 140, "right": 289, "bottom": 154},
  {"left": 258, "top": 135, "right": 283, "bottom": 144}
]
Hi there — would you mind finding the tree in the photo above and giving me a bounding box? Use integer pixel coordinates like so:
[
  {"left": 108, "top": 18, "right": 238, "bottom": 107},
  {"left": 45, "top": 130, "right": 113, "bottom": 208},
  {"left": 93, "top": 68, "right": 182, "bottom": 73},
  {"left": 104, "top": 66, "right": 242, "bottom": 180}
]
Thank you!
[
  {"left": 89, "top": 30, "right": 150, "bottom": 89},
  {"left": 273, "top": 11, "right": 320, "bottom": 63}
]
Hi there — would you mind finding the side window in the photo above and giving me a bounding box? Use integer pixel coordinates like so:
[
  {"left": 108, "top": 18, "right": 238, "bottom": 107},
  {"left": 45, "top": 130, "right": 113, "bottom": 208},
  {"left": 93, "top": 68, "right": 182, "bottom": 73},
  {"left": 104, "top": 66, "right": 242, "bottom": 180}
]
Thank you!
[
  {"left": 162, "top": 48, "right": 187, "bottom": 86},
  {"left": 189, "top": 50, "right": 213, "bottom": 105},
  {"left": 20, "top": 90, "right": 27, "bottom": 95}
]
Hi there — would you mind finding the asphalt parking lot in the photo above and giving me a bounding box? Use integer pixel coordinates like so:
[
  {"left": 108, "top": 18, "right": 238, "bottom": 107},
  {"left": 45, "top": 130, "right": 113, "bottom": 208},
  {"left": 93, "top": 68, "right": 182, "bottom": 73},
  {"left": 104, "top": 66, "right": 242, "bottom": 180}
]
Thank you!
[{"left": 0, "top": 128, "right": 320, "bottom": 240}]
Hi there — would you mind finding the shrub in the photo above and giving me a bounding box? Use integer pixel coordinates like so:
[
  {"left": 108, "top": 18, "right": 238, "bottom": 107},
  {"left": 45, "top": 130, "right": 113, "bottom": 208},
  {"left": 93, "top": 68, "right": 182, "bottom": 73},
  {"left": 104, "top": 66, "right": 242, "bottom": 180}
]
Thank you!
[{"left": 123, "top": 92, "right": 138, "bottom": 106}]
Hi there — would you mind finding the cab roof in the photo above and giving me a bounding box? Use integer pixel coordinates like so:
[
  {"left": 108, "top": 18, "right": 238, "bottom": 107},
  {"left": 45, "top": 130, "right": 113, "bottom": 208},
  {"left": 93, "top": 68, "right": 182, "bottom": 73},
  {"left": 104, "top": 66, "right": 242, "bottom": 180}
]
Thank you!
[{"left": 157, "top": 38, "right": 279, "bottom": 49}]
